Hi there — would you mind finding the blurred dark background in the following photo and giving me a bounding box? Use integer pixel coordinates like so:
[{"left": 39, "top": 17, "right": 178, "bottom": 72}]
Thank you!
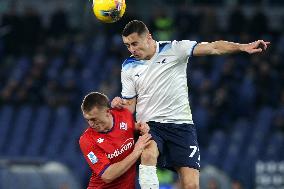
[{"left": 0, "top": 0, "right": 283, "bottom": 188}]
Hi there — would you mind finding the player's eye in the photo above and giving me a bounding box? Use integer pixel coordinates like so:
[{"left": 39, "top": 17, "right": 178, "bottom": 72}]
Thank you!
[{"left": 87, "top": 118, "right": 95, "bottom": 122}]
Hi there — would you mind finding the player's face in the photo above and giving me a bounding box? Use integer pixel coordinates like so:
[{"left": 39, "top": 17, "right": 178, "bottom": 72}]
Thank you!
[
  {"left": 83, "top": 107, "right": 113, "bottom": 132},
  {"left": 122, "top": 32, "right": 153, "bottom": 60}
]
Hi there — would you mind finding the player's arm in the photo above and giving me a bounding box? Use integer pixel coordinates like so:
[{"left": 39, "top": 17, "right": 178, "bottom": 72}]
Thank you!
[
  {"left": 193, "top": 40, "right": 270, "bottom": 56},
  {"left": 111, "top": 97, "right": 136, "bottom": 114},
  {"left": 101, "top": 133, "right": 152, "bottom": 183},
  {"left": 135, "top": 122, "right": 150, "bottom": 135}
]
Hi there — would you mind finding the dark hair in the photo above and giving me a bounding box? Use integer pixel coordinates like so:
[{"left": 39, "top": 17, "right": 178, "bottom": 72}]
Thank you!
[
  {"left": 81, "top": 92, "right": 109, "bottom": 112},
  {"left": 122, "top": 20, "right": 149, "bottom": 37}
]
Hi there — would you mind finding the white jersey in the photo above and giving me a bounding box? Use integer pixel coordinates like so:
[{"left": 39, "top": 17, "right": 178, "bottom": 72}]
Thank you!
[{"left": 121, "top": 40, "right": 197, "bottom": 124}]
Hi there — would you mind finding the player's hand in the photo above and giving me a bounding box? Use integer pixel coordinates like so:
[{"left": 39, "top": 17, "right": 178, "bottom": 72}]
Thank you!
[
  {"left": 136, "top": 122, "right": 150, "bottom": 135},
  {"left": 111, "top": 96, "right": 124, "bottom": 109},
  {"left": 241, "top": 40, "right": 270, "bottom": 54},
  {"left": 133, "top": 133, "right": 152, "bottom": 154}
]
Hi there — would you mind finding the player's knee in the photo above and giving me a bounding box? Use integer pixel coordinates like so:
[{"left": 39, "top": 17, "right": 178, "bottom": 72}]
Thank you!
[
  {"left": 178, "top": 167, "right": 199, "bottom": 189},
  {"left": 181, "top": 175, "right": 199, "bottom": 189},
  {"left": 141, "top": 148, "right": 158, "bottom": 164},
  {"left": 141, "top": 142, "right": 159, "bottom": 165}
]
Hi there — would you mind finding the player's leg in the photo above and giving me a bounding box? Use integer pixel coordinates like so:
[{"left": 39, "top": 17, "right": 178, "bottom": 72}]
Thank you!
[
  {"left": 139, "top": 122, "right": 164, "bottom": 189},
  {"left": 141, "top": 140, "right": 159, "bottom": 165},
  {"left": 165, "top": 123, "right": 200, "bottom": 189},
  {"left": 139, "top": 140, "right": 159, "bottom": 189},
  {"left": 176, "top": 167, "right": 199, "bottom": 189}
]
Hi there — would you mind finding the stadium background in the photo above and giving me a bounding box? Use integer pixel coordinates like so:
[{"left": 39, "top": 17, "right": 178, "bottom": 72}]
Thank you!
[{"left": 0, "top": 0, "right": 283, "bottom": 188}]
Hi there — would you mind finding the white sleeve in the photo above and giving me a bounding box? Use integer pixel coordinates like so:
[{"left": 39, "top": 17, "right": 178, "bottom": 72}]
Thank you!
[
  {"left": 121, "top": 70, "right": 136, "bottom": 99},
  {"left": 172, "top": 40, "right": 198, "bottom": 59}
]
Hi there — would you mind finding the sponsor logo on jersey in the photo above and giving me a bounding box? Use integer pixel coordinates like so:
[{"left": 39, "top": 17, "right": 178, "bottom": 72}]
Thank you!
[
  {"left": 120, "top": 122, "right": 128, "bottom": 130},
  {"left": 87, "top": 151, "right": 98, "bottom": 164},
  {"left": 107, "top": 138, "right": 134, "bottom": 159}
]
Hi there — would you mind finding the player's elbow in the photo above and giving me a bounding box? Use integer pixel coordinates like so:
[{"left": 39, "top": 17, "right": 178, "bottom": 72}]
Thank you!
[
  {"left": 101, "top": 173, "right": 114, "bottom": 183},
  {"left": 101, "top": 171, "right": 115, "bottom": 183},
  {"left": 101, "top": 178, "right": 113, "bottom": 184}
]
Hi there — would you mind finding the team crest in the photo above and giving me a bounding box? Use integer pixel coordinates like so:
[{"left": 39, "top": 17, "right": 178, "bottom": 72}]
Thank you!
[{"left": 120, "top": 122, "right": 127, "bottom": 130}]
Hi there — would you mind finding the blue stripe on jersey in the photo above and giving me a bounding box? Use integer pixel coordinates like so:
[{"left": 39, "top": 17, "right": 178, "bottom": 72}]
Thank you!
[
  {"left": 189, "top": 42, "right": 198, "bottom": 57},
  {"left": 122, "top": 56, "right": 144, "bottom": 70},
  {"left": 122, "top": 95, "right": 137, "bottom": 99},
  {"left": 158, "top": 42, "right": 171, "bottom": 53},
  {"left": 99, "top": 164, "right": 111, "bottom": 176},
  {"left": 122, "top": 56, "right": 138, "bottom": 66}
]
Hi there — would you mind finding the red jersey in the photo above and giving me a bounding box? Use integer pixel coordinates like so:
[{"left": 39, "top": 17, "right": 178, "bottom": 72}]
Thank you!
[{"left": 79, "top": 108, "right": 136, "bottom": 189}]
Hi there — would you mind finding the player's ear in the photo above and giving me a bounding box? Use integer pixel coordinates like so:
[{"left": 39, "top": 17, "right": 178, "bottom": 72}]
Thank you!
[{"left": 145, "top": 34, "right": 151, "bottom": 44}]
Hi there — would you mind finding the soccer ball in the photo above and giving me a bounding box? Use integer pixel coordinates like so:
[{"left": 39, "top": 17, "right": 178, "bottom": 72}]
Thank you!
[{"left": 92, "top": 0, "right": 126, "bottom": 23}]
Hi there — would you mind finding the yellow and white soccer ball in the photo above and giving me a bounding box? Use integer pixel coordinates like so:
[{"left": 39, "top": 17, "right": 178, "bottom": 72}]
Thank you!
[{"left": 92, "top": 0, "right": 126, "bottom": 23}]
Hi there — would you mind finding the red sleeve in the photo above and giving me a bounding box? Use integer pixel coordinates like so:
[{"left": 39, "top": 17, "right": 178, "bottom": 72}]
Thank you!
[
  {"left": 79, "top": 135, "right": 110, "bottom": 176},
  {"left": 112, "top": 108, "right": 135, "bottom": 131}
]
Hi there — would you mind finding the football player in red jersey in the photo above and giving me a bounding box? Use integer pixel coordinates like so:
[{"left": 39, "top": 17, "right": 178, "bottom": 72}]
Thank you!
[{"left": 79, "top": 91, "right": 151, "bottom": 189}]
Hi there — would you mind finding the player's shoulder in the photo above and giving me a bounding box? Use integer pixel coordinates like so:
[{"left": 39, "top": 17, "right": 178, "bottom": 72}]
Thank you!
[
  {"left": 111, "top": 107, "right": 132, "bottom": 116},
  {"left": 79, "top": 128, "right": 96, "bottom": 145},
  {"left": 122, "top": 55, "right": 139, "bottom": 67},
  {"left": 157, "top": 41, "right": 172, "bottom": 53},
  {"left": 122, "top": 56, "right": 144, "bottom": 71},
  {"left": 171, "top": 40, "right": 198, "bottom": 48},
  {"left": 111, "top": 108, "right": 133, "bottom": 123},
  {"left": 157, "top": 40, "right": 194, "bottom": 54},
  {"left": 158, "top": 40, "right": 172, "bottom": 45}
]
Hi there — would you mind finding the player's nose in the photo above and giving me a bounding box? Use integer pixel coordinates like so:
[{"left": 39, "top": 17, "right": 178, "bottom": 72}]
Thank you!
[{"left": 129, "top": 46, "right": 136, "bottom": 54}]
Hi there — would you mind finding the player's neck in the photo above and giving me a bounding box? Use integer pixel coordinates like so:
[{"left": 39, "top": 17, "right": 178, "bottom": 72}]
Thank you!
[
  {"left": 145, "top": 40, "right": 156, "bottom": 60},
  {"left": 107, "top": 114, "right": 114, "bottom": 131}
]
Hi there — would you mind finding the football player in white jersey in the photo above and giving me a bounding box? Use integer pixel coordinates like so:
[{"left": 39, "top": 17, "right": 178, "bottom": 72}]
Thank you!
[{"left": 111, "top": 20, "right": 270, "bottom": 189}]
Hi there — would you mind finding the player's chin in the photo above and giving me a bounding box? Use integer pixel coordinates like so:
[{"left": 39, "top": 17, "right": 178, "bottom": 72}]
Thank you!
[
  {"left": 133, "top": 55, "right": 140, "bottom": 59},
  {"left": 133, "top": 54, "right": 143, "bottom": 59},
  {"left": 91, "top": 125, "right": 101, "bottom": 131}
]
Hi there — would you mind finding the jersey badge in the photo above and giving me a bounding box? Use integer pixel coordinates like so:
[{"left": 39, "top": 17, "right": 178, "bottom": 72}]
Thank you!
[{"left": 87, "top": 151, "right": 98, "bottom": 164}]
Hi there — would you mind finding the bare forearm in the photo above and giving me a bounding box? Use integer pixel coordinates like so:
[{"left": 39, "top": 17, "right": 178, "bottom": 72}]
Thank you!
[
  {"left": 101, "top": 150, "right": 140, "bottom": 183},
  {"left": 123, "top": 103, "right": 136, "bottom": 114},
  {"left": 211, "top": 40, "right": 243, "bottom": 55},
  {"left": 194, "top": 39, "right": 269, "bottom": 56},
  {"left": 111, "top": 97, "right": 136, "bottom": 114},
  {"left": 122, "top": 98, "right": 136, "bottom": 114}
]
